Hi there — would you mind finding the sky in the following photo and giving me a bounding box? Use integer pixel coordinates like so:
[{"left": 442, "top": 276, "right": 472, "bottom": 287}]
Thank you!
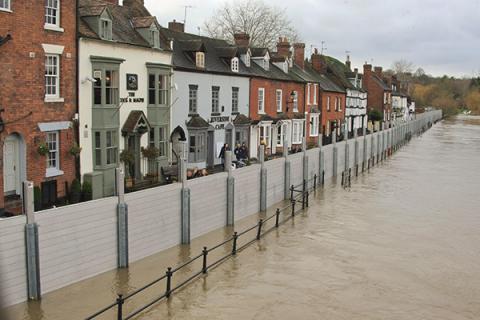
[{"left": 144, "top": 0, "right": 480, "bottom": 78}]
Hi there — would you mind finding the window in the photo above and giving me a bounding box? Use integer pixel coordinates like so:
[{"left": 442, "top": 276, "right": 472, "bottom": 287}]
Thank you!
[
  {"left": 150, "top": 29, "right": 160, "bottom": 48},
  {"left": 45, "top": 0, "right": 60, "bottom": 26},
  {"left": 231, "top": 57, "right": 239, "bottom": 72},
  {"left": 148, "top": 72, "right": 169, "bottom": 105},
  {"left": 276, "top": 123, "right": 288, "bottom": 147},
  {"left": 189, "top": 131, "right": 206, "bottom": 162},
  {"left": 338, "top": 97, "right": 342, "bottom": 111},
  {"left": 232, "top": 87, "right": 239, "bottom": 113},
  {"left": 158, "top": 127, "right": 167, "bottom": 157},
  {"left": 196, "top": 52, "right": 205, "bottom": 68},
  {"left": 259, "top": 124, "right": 271, "bottom": 147},
  {"left": 307, "top": 84, "right": 311, "bottom": 105},
  {"left": 105, "top": 70, "right": 119, "bottom": 105},
  {"left": 245, "top": 53, "right": 250, "bottom": 67},
  {"left": 100, "top": 19, "right": 112, "bottom": 40},
  {"left": 327, "top": 96, "right": 330, "bottom": 111},
  {"left": 92, "top": 67, "right": 119, "bottom": 106},
  {"left": 45, "top": 54, "right": 59, "bottom": 98},
  {"left": 292, "top": 122, "right": 302, "bottom": 144},
  {"left": 276, "top": 89, "right": 283, "bottom": 112},
  {"left": 189, "top": 85, "right": 198, "bottom": 114},
  {"left": 258, "top": 88, "right": 265, "bottom": 113},
  {"left": 292, "top": 91, "right": 298, "bottom": 112},
  {"left": 106, "top": 130, "right": 117, "bottom": 165},
  {"left": 46, "top": 131, "right": 59, "bottom": 170},
  {"left": 310, "top": 114, "right": 319, "bottom": 137},
  {"left": 211, "top": 86, "right": 220, "bottom": 114},
  {"left": 0, "top": 0, "right": 10, "bottom": 10},
  {"left": 94, "top": 132, "right": 101, "bottom": 167},
  {"left": 313, "top": 84, "right": 318, "bottom": 105}
]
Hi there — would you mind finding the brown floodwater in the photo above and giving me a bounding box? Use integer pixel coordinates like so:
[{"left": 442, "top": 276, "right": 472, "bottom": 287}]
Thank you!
[{"left": 4, "top": 116, "right": 480, "bottom": 320}]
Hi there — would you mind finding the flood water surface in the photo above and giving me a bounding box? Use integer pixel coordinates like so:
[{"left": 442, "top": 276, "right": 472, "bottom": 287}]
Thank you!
[{"left": 5, "top": 116, "right": 480, "bottom": 320}]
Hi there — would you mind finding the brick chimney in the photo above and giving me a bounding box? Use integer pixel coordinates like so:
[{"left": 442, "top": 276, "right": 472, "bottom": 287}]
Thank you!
[
  {"left": 168, "top": 20, "right": 185, "bottom": 33},
  {"left": 234, "top": 32, "right": 250, "bottom": 47},
  {"left": 345, "top": 54, "right": 351, "bottom": 71},
  {"left": 123, "top": 0, "right": 144, "bottom": 6},
  {"left": 363, "top": 63, "right": 372, "bottom": 90},
  {"left": 374, "top": 66, "right": 383, "bottom": 77},
  {"left": 276, "top": 37, "right": 291, "bottom": 58},
  {"left": 293, "top": 43, "right": 305, "bottom": 69},
  {"left": 311, "top": 48, "right": 327, "bottom": 74}
]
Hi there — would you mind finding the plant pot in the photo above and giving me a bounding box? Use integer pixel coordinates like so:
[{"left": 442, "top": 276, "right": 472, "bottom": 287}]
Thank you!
[{"left": 125, "top": 178, "right": 134, "bottom": 188}]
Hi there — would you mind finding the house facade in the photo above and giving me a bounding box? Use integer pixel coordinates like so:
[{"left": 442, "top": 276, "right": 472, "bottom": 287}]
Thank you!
[
  {"left": 0, "top": 0, "right": 77, "bottom": 215},
  {"left": 78, "top": 0, "right": 173, "bottom": 197},
  {"left": 161, "top": 24, "right": 251, "bottom": 169},
  {"left": 363, "top": 64, "right": 393, "bottom": 129},
  {"left": 341, "top": 59, "right": 368, "bottom": 136}
]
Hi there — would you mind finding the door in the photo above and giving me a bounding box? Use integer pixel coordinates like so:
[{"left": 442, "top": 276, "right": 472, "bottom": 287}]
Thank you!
[
  {"left": 127, "top": 135, "right": 141, "bottom": 180},
  {"left": 225, "top": 129, "right": 232, "bottom": 148},
  {"left": 3, "top": 136, "right": 19, "bottom": 195},
  {"left": 207, "top": 131, "right": 214, "bottom": 168}
]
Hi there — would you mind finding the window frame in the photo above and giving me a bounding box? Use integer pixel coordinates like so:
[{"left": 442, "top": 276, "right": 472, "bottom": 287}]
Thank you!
[
  {"left": 188, "top": 131, "right": 207, "bottom": 163},
  {"left": 0, "top": 0, "right": 11, "bottom": 11},
  {"left": 211, "top": 86, "right": 220, "bottom": 114},
  {"left": 100, "top": 18, "right": 112, "bottom": 41},
  {"left": 45, "top": 0, "right": 60, "bottom": 28},
  {"left": 307, "top": 84, "right": 311, "bottom": 105},
  {"left": 46, "top": 131, "right": 60, "bottom": 173},
  {"left": 327, "top": 96, "right": 330, "bottom": 111},
  {"left": 92, "top": 64, "right": 120, "bottom": 107},
  {"left": 258, "top": 88, "right": 265, "bottom": 114},
  {"left": 276, "top": 89, "right": 283, "bottom": 112},
  {"left": 148, "top": 70, "right": 169, "bottom": 106},
  {"left": 292, "top": 91, "right": 298, "bottom": 112},
  {"left": 309, "top": 114, "right": 319, "bottom": 137},
  {"left": 259, "top": 123, "right": 271, "bottom": 148},
  {"left": 232, "top": 87, "right": 239, "bottom": 114},
  {"left": 189, "top": 84, "right": 198, "bottom": 114},
  {"left": 45, "top": 54, "right": 60, "bottom": 99},
  {"left": 231, "top": 57, "right": 239, "bottom": 72},
  {"left": 196, "top": 52, "right": 205, "bottom": 68},
  {"left": 292, "top": 121, "right": 302, "bottom": 144},
  {"left": 93, "top": 130, "right": 119, "bottom": 169}
]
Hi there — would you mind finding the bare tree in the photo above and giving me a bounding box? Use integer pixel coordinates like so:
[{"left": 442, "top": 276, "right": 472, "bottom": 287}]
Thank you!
[
  {"left": 203, "top": 0, "right": 299, "bottom": 49},
  {"left": 392, "top": 59, "right": 415, "bottom": 75}
]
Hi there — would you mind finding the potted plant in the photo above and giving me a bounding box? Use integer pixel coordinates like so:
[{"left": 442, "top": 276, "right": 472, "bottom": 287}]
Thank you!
[
  {"left": 70, "top": 179, "right": 81, "bottom": 204},
  {"left": 37, "top": 142, "right": 49, "bottom": 156},
  {"left": 141, "top": 146, "right": 160, "bottom": 178},
  {"left": 120, "top": 149, "right": 135, "bottom": 187},
  {"left": 81, "top": 181, "right": 92, "bottom": 202},
  {"left": 69, "top": 142, "right": 82, "bottom": 158}
]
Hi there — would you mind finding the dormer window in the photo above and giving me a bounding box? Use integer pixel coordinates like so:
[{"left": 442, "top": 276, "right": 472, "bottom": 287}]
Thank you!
[
  {"left": 231, "top": 57, "right": 239, "bottom": 72},
  {"left": 100, "top": 18, "right": 112, "bottom": 40},
  {"left": 245, "top": 53, "right": 250, "bottom": 67},
  {"left": 263, "top": 58, "right": 269, "bottom": 71},
  {"left": 150, "top": 25, "right": 160, "bottom": 48},
  {"left": 196, "top": 52, "right": 205, "bottom": 68}
]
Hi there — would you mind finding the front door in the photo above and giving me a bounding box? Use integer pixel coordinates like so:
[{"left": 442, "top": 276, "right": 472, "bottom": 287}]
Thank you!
[
  {"left": 127, "top": 135, "right": 141, "bottom": 180},
  {"left": 3, "top": 136, "right": 20, "bottom": 195}
]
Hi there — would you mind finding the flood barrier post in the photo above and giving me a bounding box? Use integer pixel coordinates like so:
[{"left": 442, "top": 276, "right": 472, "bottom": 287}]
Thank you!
[
  {"left": 166, "top": 267, "right": 172, "bottom": 297},
  {"left": 284, "top": 139, "right": 291, "bottom": 200},
  {"left": 259, "top": 145, "right": 267, "bottom": 212},
  {"left": 116, "top": 294, "right": 124, "bottom": 320},
  {"left": 225, "top": 151, "right": 235, "bottom": 226},
  {"left": 180, "top": 142, "right": 191, "bottom": 244},
  {"left": 362, "top": 126, "right": 367, "bottom": 172},
  {"left": 332, "top": 132, "right": 338, "bottom": 178},
  {"left": 302, "top": 137, "right": 309, "bottom": 190},
  {"left": 116, "top": 168, "right": 129, "bottom": 268},
  {"left": 314, "top": 174, "right": 317, "bottom": 191},
  {"left": 24, "top": 181, "right": 41, "bottom": 300},
  {"left": 291, "top": 199, "right": 296, "bottom": 217},
  {"left": 302, "top": 179, "right": 306, "bottom": 209}
]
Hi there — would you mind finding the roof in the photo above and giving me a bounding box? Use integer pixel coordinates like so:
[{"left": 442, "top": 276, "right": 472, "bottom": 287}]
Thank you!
[
  {"left": 251, "top": 48, "right": 268, "bottom": 57},
  {"left": 78, "top": 0, "right": 170, "bottom": 50},
  {"left": 122, "top": 110, "right": 151, "bottom": 135},
  {"left": 233, "top": 114, "right": 251, "bottom": 125},
  {"left": 186, "top": 115, "right": 210, "bottom": 128},
  {"left": 372, "top": 74, "right": 391, "bottom": 91},
  {"left": 293, "top": 62, "right": 346, "bottom": 93}
]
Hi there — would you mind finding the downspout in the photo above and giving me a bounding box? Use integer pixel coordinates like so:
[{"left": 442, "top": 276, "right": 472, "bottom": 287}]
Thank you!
[{"left": 75, "top": 0, "right": 80, "bottom": 180}]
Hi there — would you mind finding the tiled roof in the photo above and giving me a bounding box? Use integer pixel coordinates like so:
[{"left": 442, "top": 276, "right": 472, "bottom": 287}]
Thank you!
[
  {"left": 131, "top": 16, "right": 156, "bottom": 28},
  {"left": 233, "top": 114, "right": 251, "bottom": 125},
  {"left": 78, "top": 0, "right": 170, "bottom": 50},
  {"left": 251, "top": 48, "right": 268, "bottom": 57},
  {"left": 186, "top": 115, "right": 210, "bottom": 128},
  {"left": 122, "top": 110, "right": 151, "bottom": 134},
  {"left": 372, "top": 74, "right": 391, "bottom": 90},
  {"left": 294, "top": 63, "right": 345, "bottom": 93}
]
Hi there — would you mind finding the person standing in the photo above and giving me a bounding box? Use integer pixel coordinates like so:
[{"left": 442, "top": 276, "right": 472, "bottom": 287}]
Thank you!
[{"left": 219, "top": 143, "right": 230, "bottom": 168}]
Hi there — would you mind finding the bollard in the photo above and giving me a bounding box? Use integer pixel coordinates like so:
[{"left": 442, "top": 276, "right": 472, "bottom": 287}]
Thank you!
[
  {"left": 232, "top": 232, "right": 238, "bottom": 255},
  {"left": 341, "top": 171, "right": 345, "bottom": 186},
  {"left": 256, "top": 219, "right": 263, "bottom": 240},
  {"left": 275, "top": 209, "right": 280, "bottom": 228},
  {"left": 116, "top": 294, "right": 124, "bottom": 320},
  {"left": 165, "top": 267, "right": 172, "bottom": 297},
  {"left": 306, "top": 189, "right": 309, "bottom": 207},
  {"left": 24, "top": 181, "right": 41, "bottom": 300},
  {"left": 202, "top": 247, "right": 208, "bottom": 274},
  {"left": 291, "top": 199, "right": 296, "bottom": 217},
  {"left": 116, "top": 168, "right": 129, "bottom": 268}
]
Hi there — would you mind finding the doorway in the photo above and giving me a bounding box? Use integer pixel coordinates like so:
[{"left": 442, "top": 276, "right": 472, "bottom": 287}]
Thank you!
[
  {"left": 3, "top": 134, "right": 25, "bottom": 196},
  {"left": 207, "top": 130, "right": 214, "bottom": 168},
  {"left": 127, "top": 134, "right": 141, "bottom": 180}
]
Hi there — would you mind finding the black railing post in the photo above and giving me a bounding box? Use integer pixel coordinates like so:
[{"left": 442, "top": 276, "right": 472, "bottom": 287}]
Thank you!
[
  {"left": 116, "top": 294, "right": 124, "bottom": 320},
  {"left": 165, "top": 267, "right": 172, "bottom": 298},
  {"left": 306, "top": 189, "right": 309, "bottom": 207},
  {"left": 291, "top": 199, "right": 296, "bottom": 217},
  {"left": 256, "top": 219, "right": 263, "bottom": 240},
  {"left": 290, "top": 185, "right": 294, "bottom": 201},
  {"left": 313, "top": 174, "right": 317, "bottom": 191},
  {"left": 341, "top": 171, "right": 344, "bottom": 186},
  {"left": 202, "top": 247, "right": 208, "bottom": 274},
  {"left": 275, "top": 208, "right": 280, "bottom": 228},
  {"left": 302, "top": 180, "right": 306, "bottom": 209},
  {"left": 232, "top": 232, "right": 238, "bottom": 255},
  {"left": 322, "top": 171, "right": 325, "bottom": 186}
]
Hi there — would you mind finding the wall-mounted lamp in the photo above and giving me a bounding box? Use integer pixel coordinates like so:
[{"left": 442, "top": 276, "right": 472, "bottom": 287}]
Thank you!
[{"left": 0, "top": 108, "right": 5, "bottom": 134}]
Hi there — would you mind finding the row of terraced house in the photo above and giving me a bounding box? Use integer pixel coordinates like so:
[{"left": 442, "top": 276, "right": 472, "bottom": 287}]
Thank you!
[{"left": 0, "top": 0, "right": 415, "bottom": 215}]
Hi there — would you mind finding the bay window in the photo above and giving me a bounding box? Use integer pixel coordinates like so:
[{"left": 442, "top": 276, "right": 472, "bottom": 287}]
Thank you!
[
  {"left": 148, "top": 70, "right": 169, "bottom": 106},
  {"left": 92, "top": 66, "right": 119, "bottom": 106},
  {"left": 259, "top": 124, "right": 271, "bottom": 148}
]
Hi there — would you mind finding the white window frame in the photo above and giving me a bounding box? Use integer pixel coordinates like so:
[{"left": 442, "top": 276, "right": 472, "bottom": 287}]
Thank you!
[
  {"left": 189, "top": 85, "right": 198, "bottom": 114},
  {"left": 150, "top": 28, "right": 160, "bottom": 48},
  {"left": 313, "top": 84, "right": 318, "bottom": 105},
  {"left": 259, "top": 123, "right": 271, "bottom": 148},
  {"left": 211, "top": 86, "right": 220, "bottom": 114},
  {"left": 231, "top": 57, "right": 239, "bottom": 72},
  {"left": 45, "top": 54, "right": 60, "bottom": 100},
  {"left": 100, "top": 18, "right": 112, "bottom": 40},
  {"left": 293, "top": 91, "right": 298, "bottom": 112},
  {"left": 196, "top": 52, "right": 205, "bottom": 68},
  {"left": 245, "top": 53, "right": 251, "bottom": 67},
  {"left": 45, "top": 131, "right": 64, "bottom": 177},
  {"left": 258, "top": 88, "right": 265, "bottom": 114},
  {"left": 0, "top": 0, "right": 11, "bottom": 12},
  {"left": 309, "top": 114, "right": 319, "bottom": 137},
  {"left": 44, "top": 0, "right": 64, "bottom": 32},
  {"left": 276, "top": 89, "right": 283, "bottom": 112},
  {"left": 339, "top": 97, "right": 342, "bottom": 111},
  {"left": 327, "top": 96, "right": 330, "bottom": 111},
  {"left": 292, "top": 121, "right": 302, "bottom": 144}
]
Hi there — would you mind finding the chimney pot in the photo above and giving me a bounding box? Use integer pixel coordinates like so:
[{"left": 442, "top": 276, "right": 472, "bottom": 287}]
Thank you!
[
  {"left": 234, "top": 32, "right": 250, "bottom": 47},
  {"left": 293, "top": 43, "right": 305, "bottom": 69},
  {"left": 276, "top": 37, "right": 291, "bottom": 59},
  {"left": 374, "top": 66, "right": 383, "bottom": 77}
]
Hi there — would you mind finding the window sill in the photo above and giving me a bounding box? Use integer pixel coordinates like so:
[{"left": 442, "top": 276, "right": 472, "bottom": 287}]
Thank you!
[
  {"left": 211, "top": 112, "right": 221, "bottom": 116},
  {"left": 0, "top": 8, "right": 12, "bottom": 13},
  {"left": 44, "top": 24, "right": 64, "bottom": 33},
  {"left": 310, "top": 133, "right": 319, "bottom": 137},
  {"left": 46, "top": 168, "right": 64, "bottom": 178},
  {"left": 258, "top": 111, "right": 266, "bottom": 115},
  {"left": 45, "top": 97, "right": 65, "bottom": 103}
]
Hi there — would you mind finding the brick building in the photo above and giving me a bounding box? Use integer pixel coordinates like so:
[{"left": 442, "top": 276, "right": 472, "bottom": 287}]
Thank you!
[
  {"left": 0, "top": 0, "right": 77, "bottom": 215},
  {"left": 362, "top": 64, "right": 393, "bottom": 128}
]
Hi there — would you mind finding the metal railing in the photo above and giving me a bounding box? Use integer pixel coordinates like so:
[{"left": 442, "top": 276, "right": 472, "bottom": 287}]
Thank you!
[{"left": 85, "top": 176, "right": 319, "bottom": 320}]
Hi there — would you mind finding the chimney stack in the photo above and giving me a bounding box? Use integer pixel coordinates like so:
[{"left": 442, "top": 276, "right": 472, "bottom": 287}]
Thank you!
[
  {"left": 345, "top": 54, "right": 351, "bottom": 71},
  {"left": 168, "top": 19, "right": 185, "bottom": 33},
  {"left": 293, "top": 43, "right": 305, "bottom": 69},
  {"left": 374, "top": 66, "right": 383, "bottom": 77},
  {"left": 234, "top": 32, "right": 250, "bottom": 47},
  {"left": 311, "top": 48, "right": 327, "bottom": 74},
  {"left": 354, "top": 67, "right": 358, "bottom": 74},
  {"left": 123, "top": 0, "right": 144, "bottom": 6},
  {"left": 276, "top": 37, "right": 291, "bottom": 59}
]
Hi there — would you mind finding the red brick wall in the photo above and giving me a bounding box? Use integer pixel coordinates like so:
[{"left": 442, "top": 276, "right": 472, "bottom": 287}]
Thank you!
[
  {"left": 0, "top": 0, "right": 77, "bottom": 212},
  {"left": 319, "top": 91, "right": 346, "bottom": 135}
]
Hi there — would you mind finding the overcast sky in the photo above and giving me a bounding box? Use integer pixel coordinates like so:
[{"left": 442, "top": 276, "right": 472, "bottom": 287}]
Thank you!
[{"left": 145, "top": 0, "right": 480, "bottom": 78}]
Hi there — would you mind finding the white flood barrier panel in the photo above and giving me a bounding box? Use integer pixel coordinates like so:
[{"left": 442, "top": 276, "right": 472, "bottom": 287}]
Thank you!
[
  {"left": 189, "top": 173, "right": 228, "bottom": 239},
  {"left": 289, "top": 152, "right": 304, "bottom": 187},
  {"left": 126, "top": 183, "right": 182, "bottom": 262},
  {"left": 233, "top": 165, "right": 261, "bottom": 220},
  {"left": 36, "top": 197, "right": 118, "bottom": 295},
  {"left": 265, "top": 157, "right": 286, "bottom": 207}
]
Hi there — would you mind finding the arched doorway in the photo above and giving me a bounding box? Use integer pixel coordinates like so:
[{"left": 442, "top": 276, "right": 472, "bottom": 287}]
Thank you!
[{"left": 3, "top": 133, "right": 26, "bottom": 196}]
